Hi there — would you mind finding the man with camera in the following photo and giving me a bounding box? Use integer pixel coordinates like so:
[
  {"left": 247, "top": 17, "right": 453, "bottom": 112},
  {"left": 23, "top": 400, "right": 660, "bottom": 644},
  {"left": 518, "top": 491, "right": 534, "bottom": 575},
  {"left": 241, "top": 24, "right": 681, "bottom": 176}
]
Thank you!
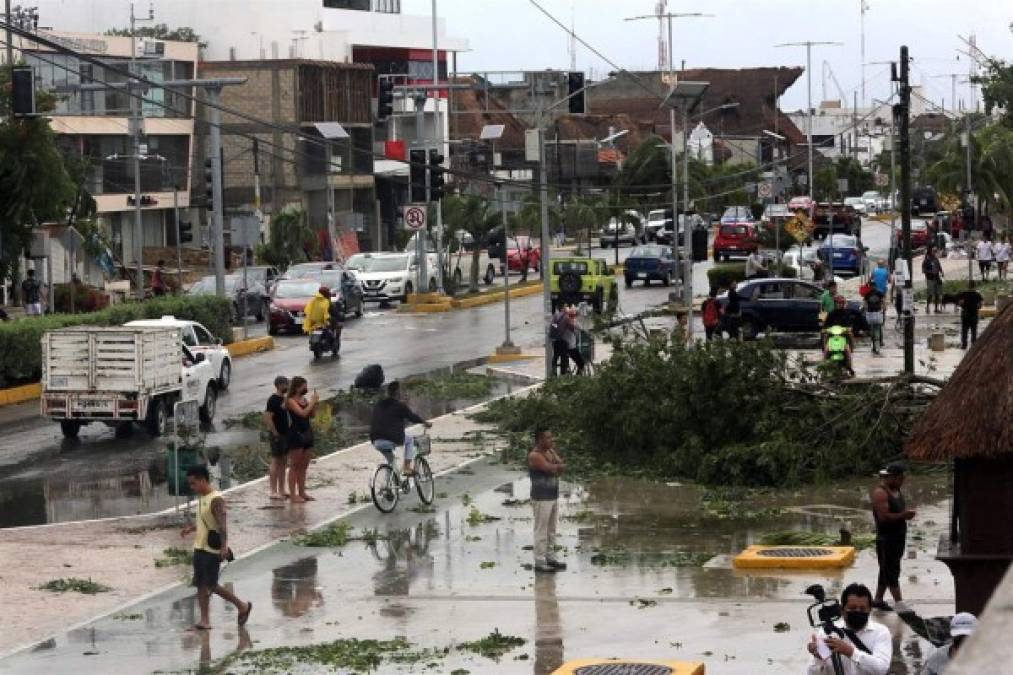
[{"left": 806, "top": 583, "right": 891, "bottom": 674}]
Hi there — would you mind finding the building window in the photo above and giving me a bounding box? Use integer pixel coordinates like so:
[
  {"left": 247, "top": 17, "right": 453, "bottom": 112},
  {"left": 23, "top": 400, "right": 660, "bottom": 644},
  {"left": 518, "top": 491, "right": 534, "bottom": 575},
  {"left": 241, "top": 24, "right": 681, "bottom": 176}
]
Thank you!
[
  {"left": 323, "top": 0, "right": 371, "bottom": 10},
  {"left": 374, "top": 0, "right": 401, "bottom": 12}
]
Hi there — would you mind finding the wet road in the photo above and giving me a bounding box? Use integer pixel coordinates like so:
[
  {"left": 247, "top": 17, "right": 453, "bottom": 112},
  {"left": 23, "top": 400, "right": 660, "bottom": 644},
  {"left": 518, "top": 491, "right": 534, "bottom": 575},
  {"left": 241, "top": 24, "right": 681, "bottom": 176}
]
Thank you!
[
  {"left": 0, "top": 247, "right": 686, "bottom": 527},
  {"left": 0, "top": 459, "right": 956, "bottom": 675}
]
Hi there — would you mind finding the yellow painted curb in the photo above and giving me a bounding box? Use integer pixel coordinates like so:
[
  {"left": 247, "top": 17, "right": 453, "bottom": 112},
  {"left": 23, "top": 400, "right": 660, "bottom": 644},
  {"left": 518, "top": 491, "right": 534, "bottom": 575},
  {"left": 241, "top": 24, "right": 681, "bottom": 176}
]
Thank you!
[
  {"left": 486, "top": 352, "right": 538, "bottom": 364},
  {"left": 226, "top": 336, "right": 276, "bottom": 358},
  {"left": 450, "top": 283, "right": 543, "bottom": 309},
  {"left": 405, "top": 292, "right": 450, "bottom": 305},
  {"left": 733, "top": 545, "right": 855, "bottom": 570},
  {"left": 980, "top": 306, "right": 997, "bottom": 319},
  {"left": 0, "top": 382, "right": 42, "bottom": 407},
  {"left": 553, "top": 660, "right": 705, "bottom": 675}
]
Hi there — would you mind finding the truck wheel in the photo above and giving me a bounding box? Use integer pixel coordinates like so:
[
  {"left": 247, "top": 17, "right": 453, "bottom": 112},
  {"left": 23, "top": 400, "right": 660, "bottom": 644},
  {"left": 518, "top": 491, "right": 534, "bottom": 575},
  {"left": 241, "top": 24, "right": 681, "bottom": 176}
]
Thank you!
[
  {"left": 592, "top": 290, "right": 604, "bottom": 314},
  {"left": 402, "top": 281, "right": 413, "bottom": 303},
  {"left": 624, "top": 275, "right": 633, "bottom": 288},
  {"left": 608, "top": 286, "right": 619, "bottom": 312},
  {"left": 663, "top": 271, "right": 672, "bottom": 286},
  {"left": 146, "top": 398, "right": 168, "bottom": 436},
  {"left": 60, "top": 420, "right": 82, "bottom": 438},
  {"left": 218, "top": 360, "right": 232, "bottom": 391},
  {"left": 199, "top": 385, "right": 217, "bottom": 423}
]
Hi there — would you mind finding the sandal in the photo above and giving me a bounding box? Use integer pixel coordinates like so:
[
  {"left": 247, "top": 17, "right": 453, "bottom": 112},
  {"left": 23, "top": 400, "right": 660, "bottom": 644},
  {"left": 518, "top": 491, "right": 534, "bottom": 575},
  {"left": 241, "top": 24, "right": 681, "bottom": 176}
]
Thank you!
[{"left": 238, "top": 602, "right": 253, "bottom": 627}]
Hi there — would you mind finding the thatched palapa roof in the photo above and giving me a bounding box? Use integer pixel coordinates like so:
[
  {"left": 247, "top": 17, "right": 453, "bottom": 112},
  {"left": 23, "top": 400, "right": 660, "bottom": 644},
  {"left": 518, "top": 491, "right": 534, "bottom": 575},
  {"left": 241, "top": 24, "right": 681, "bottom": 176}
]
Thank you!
[{"left": 905, "top": 303, "right": 1013, "bottom": 460}]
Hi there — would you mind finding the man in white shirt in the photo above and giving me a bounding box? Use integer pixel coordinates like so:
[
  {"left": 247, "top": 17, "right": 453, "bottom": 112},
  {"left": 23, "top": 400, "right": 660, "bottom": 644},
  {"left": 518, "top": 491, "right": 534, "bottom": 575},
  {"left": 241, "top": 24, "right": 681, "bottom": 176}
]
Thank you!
[
  {"left": 745, "top": 250, "right": 769, "bottom": 279},
  {"left": 806, "top": 583, "right": 892, "bottom": 675},
  {"left": 922, "top": 612, "right": 977, "bottom": 675},
  {"left": 976, "top": 238, "right": 994, "bottom": 281},
  {"left": 994, "top": 235, "right": 1009, "bottom": 282}
]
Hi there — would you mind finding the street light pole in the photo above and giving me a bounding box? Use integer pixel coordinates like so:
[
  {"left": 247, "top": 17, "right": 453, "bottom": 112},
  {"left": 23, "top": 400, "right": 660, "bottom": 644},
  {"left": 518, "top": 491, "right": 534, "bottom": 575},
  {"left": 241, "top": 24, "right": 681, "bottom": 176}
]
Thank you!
[
  {"left": 539, "top": 125, "right": 552, "bottom": 380},
  {"left": 776, "top": 41, "right": 843, "bottom": 206}
]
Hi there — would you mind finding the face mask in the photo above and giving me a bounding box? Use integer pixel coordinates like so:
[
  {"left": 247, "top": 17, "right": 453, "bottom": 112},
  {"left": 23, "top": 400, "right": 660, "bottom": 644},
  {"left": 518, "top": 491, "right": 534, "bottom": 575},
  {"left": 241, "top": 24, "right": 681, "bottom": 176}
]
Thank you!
[{"left": 845, "top": 610, "right": 870, "bottom": 630}]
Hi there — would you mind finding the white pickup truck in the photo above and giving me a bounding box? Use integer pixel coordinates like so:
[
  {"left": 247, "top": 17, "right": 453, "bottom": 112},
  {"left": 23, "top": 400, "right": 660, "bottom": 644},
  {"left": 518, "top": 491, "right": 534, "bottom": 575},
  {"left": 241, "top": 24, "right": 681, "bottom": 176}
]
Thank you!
[
  {"left": 405, "top": 232, "right": 498, "bottom": 288},
  {"left": 40, "top": 326, "right": 218, "bottom": 438}
]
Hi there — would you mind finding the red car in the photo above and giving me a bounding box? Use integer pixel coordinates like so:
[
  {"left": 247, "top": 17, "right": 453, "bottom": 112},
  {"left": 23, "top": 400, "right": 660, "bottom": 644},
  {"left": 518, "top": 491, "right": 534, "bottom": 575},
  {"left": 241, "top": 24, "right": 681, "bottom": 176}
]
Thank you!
[
  {"left": 713, "top": 223, "right": 759, "bottom": 262},
  {"left": 506, "top": 236, "right": 541, "bottom": 273},
  {"left": 268, "top": 279, "right": 321, "bottom": 336},
  {"left": 894, "top": 222, "right": 929, "bottom": 249}
]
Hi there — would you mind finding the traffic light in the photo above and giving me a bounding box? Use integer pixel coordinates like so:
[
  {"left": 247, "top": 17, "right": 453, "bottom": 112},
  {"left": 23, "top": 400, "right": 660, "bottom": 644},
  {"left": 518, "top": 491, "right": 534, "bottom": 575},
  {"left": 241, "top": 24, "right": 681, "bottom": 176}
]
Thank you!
[
  {"left": 409, "top": 149, "right": 427, "bottom": 203},
  {"left": 567, "top": 71, "right": 585, "bottom": 115},
  {"left": 11, "top": 67, "right": 36, "bottom": 117},
  {"left": 179, "top": 221, "right": 193, "bottom": 244},
  {"left": 204, "top": 157, "right": 215, "bottom": 211},
  {"left": 377, "top": 78, "right": 394, "bottom": 120},
  {"left": 428, "top": 149, "right": 445, "bottom": 202}
]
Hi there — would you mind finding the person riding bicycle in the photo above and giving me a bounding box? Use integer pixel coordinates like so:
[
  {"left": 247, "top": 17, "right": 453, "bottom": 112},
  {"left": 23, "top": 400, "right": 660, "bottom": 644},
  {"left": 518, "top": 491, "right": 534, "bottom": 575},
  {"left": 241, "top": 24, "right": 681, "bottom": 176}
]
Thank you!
[
  {"left": 370, "top": 381, "right": 431, "bottom": 476},
  {"left": 823, "top": 295, "right": 856, "bottom": 377}
]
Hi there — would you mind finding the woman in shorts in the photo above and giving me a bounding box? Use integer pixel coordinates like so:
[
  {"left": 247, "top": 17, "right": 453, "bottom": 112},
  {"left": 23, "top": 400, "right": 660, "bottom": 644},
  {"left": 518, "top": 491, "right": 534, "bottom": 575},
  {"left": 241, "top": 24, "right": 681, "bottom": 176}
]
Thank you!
[{"left": 284, "top": 376, "right": 319, "bottom": 503}]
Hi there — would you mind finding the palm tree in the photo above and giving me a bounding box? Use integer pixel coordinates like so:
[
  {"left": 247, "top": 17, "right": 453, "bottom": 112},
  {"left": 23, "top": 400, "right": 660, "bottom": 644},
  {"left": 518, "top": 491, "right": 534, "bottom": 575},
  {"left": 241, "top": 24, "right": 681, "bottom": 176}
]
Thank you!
[{"left": 441, "top": 194, "right": 499, "bottom": 293}]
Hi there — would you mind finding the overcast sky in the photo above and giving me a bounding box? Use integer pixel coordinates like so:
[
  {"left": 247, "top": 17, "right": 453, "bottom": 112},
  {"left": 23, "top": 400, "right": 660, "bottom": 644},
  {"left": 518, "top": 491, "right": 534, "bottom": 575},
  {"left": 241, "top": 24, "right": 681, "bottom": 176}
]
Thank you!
[{"left": 406, "top": 0, "right": 1011, "bottom": 111}]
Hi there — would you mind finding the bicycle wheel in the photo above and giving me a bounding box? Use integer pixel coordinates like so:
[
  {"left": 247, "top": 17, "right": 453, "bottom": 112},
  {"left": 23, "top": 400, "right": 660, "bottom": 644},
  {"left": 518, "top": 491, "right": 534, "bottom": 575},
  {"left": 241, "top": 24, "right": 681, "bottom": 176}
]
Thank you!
[
  {"left": 414, "top": 457, "right": 435, "bottom": 505},
  {"left": 371, "top": 464, "right": 399, "bottom": 513}
]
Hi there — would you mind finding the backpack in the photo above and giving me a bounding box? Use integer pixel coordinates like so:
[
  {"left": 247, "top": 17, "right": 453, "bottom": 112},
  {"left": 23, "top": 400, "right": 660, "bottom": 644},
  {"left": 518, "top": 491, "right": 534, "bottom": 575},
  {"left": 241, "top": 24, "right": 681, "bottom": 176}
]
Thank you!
[
  {"left": 353, "top": 364, "right": 385, "bottom": 390},
  {"left": 827, "top": 327, "right": 848, "bottom": 359},
  {"left": 865, "top": 291, "right": 883, "bottom": 313},
  {"left": 702, "top": 299, "right": 721, "bottom": 328}
]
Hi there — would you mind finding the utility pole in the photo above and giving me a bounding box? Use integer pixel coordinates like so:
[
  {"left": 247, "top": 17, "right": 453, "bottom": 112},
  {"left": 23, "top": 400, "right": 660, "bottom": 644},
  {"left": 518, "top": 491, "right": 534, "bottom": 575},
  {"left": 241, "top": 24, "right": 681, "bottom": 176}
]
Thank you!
[
  {"left": 964, "top": 112, "right": 975, "bottom": 282},
  {"left": 207, "top": 85, "right": 226, "bottom": 298},
  {"left": 897, "top": 46, "right": 914, "bottom": 375},
  {"left": 130, "top": 2, "right": 154, "bottom": 300},
  {"left": 682, "top": 104, "right": 692, "bottom": 331},
  {"left": 538, "top": 125, "right": 551, "bottom": 380},
  {"left": 431, "top": 0, "right": 445, "bottom": 294},
  {"left": 414, "top": 91, "right": 428, "bottom": 294},
  {"left": 860, "top": 0, "right": 868, "bottom": 108}
]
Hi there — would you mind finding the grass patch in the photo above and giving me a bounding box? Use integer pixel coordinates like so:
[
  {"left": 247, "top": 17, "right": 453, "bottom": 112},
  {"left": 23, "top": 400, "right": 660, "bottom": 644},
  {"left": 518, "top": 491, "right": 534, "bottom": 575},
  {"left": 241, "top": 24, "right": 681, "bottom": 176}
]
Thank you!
[
  {"left": 37, "top": 578, "right": 111, "bottom": 595},
  {"left": 405, "top": 372, "right": 494, "bottom": 400},
  {"left": 759, "top": 530, "right": 876, "bottom": 550},
  {"left": 154, "top": 547, "right": 193, "bottom": 568},
  {"left": 114, "top": 613, "right": 144, "bottom": 621},
  {"left": 562, "top": 509, "right": 595, "bottom": 523},
  {"left": 699, "top": 488, "right": 785, "bottom": 520},
  {"left": 456, "top": 629, "right": 526, "bottom": 661},
  {"left": 213, "top": 637, "right": 443, "bottom": 673},
  {"left": 295, "top": 522, "right": 353, "bottom": 547},
  {"left": 479, "top": 561, "right": 496, "bottom": 569},
  {"left": 466, "top": 506, "right": 502, "bottom": 526}
]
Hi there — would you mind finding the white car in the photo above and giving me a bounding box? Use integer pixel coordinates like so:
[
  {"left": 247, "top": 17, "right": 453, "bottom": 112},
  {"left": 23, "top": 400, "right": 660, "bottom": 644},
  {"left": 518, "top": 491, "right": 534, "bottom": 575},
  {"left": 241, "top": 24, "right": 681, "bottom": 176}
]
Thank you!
[
  {"left": 861, "top": 191, "right": 882, "bottom": 214},
  {"left": 355, "top": 252, "right": 437, "bottom": 304},
  {"left": 844, "top": 197, "right": 867, "bottom": 215},
  {"left": 645, "top": 209, "right": 671, "bottom": 241},
  {"left": 124, "top": 316, "right": 233, "bottom": 391}
]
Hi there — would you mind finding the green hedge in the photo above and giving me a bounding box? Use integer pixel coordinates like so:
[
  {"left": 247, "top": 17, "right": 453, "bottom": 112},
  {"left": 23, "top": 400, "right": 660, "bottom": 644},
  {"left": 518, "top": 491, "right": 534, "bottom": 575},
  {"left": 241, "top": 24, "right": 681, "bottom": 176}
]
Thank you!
[
  {"left": 0, "top": 295, "right": 233, "bottom": 386},
  {"left": 707, "top": 263, "right": 747, "bottom": 291}
]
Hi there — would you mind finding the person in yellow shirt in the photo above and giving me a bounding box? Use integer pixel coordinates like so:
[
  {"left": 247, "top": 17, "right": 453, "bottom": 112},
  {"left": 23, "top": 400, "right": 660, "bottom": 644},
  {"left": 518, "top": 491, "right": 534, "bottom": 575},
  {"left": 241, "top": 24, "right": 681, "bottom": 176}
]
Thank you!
[
  {"left": 180, "top": 465, "right": 252, "bottom": 630},
  {"left": 302, "top": 286, "right": 331, "bottom": 334}
]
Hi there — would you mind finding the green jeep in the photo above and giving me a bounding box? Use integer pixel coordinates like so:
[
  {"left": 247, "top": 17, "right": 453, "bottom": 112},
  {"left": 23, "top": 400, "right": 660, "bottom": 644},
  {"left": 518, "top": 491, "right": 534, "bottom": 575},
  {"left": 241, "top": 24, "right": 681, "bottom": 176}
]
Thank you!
[{"left": 550, "top": 257, "right": 618, "bottom": 314}]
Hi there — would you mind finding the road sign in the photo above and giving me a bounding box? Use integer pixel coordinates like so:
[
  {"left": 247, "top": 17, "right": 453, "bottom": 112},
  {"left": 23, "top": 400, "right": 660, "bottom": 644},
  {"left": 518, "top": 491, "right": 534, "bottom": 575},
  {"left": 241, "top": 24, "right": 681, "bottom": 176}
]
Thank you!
[
  {"left": 403, "top": 205, "right": 427, "bottom": 232},
  {"left": 875, "top": 173, "right": 889, "bottom": 187},
  {"left": 758, "top": 182, "right": 773, "bottom": 199},
  {"left": 837, "top": 178, "right": 849, "bottom": 193}
]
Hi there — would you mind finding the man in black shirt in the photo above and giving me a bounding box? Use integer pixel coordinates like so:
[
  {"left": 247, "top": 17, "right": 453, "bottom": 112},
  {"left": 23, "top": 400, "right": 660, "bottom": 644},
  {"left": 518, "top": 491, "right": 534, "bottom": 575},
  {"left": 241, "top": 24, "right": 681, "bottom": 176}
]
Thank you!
[
  {"left": 263, "top": 376, "right": 290, "bottom": 500},
  {"left": 722, "top": 281, "right": 741, "bottom": 340},
  {"left": 370, "top": 381, "right": 431, "bottom": 475},
  {"left": 957, "top": 280, "right": 984, "bottom": 349}
]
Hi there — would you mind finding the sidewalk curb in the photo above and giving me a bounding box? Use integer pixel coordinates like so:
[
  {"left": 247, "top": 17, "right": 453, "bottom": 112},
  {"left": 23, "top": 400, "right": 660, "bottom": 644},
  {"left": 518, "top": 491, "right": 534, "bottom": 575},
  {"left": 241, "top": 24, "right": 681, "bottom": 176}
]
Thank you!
[{"left": 0, "top": 335, "right": 276, "bottom": 409}]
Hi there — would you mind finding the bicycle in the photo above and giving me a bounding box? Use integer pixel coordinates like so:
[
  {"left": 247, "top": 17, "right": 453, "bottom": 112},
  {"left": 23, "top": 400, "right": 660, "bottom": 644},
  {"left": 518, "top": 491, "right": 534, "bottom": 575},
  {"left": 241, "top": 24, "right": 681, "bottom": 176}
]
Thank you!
[{"left": 370, "top": 431, "right": 435, "bottom": 513}]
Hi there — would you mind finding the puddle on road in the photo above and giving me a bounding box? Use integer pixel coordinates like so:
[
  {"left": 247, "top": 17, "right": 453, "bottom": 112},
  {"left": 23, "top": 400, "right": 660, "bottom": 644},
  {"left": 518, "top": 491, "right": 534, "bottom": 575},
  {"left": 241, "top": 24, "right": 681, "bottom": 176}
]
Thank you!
[
  {"left": 0, "top": 370, "right": 514, "bottom": 528},
  {"left": 9, "top": 468, "right": 954, "bottom": 674}
]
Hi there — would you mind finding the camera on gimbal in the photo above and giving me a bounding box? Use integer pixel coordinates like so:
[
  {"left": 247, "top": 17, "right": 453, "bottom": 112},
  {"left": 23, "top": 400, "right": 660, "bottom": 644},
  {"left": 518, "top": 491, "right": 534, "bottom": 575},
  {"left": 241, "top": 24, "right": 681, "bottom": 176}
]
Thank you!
[{"left": 805, "top": 584, "right": 842, "bottom": 628}]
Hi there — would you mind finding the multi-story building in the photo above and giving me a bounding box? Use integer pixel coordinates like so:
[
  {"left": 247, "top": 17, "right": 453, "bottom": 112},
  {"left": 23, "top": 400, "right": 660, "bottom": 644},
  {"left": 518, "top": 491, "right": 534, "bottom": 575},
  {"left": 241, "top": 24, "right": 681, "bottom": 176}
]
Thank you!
[
  {"left": 33, "top": 0, "right": 468, "bottom": 251},
  {"left": 12, "top": 30, "right": 198, "bottom": 268},
  {"left": 198, "top": 59, "right": 378, "bottom": 252}
]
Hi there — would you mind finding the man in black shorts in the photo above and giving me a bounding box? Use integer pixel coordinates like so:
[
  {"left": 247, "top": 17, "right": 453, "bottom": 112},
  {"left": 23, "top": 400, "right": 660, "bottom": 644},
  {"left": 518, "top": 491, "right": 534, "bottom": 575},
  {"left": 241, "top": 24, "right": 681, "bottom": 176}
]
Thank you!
[
  {"left": 180, "top": 466, "right": 252, "bottom": 630},
  {"left": 870, "top": 462, "right": 916, "bottom": 610},
  {"left": 263, "top": 376, "right": 290, "bottom": 500}
]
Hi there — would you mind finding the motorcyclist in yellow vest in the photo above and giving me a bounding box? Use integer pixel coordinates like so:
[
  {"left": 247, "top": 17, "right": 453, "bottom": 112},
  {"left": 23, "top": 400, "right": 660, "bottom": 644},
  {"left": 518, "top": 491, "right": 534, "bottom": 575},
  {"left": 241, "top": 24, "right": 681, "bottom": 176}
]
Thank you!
[
  {"left": 822, "top": 295, "right": 855, "bottom": 377},
  {"left": 303, "top": 287, "right": 331, "bottom": 334}
]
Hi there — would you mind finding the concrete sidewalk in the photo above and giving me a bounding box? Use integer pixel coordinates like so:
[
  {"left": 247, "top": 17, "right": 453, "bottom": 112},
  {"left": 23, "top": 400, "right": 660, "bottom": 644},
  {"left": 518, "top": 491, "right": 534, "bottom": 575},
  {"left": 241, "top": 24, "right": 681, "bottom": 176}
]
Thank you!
[{"left": 0, "top": 394, "right": 522, "bottom": 656}]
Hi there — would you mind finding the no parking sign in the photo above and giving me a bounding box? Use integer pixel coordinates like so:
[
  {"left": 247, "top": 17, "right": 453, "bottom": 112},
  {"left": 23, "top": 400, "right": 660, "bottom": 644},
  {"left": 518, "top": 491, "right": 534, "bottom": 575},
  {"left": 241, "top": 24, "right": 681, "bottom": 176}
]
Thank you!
[{"left": 403, "top": 205, "right": 427, "bottom": 231}]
